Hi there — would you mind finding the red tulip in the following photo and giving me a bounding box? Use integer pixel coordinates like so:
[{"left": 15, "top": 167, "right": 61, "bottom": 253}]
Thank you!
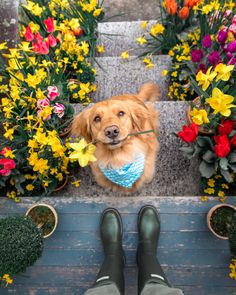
[
  {"left": 178, "top": 123, "right": 198, "bottom": 143},
  {"left": 44, "top": 17, "right": 54, "bottom": 33},
  {"left": 24, "top": 26, "right": 34, "bottom": 41}
]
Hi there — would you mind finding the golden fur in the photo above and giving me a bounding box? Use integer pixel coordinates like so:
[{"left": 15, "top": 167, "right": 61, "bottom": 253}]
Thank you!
[{"left": 71, "top": 83, "right": 160, "bottom": 192}]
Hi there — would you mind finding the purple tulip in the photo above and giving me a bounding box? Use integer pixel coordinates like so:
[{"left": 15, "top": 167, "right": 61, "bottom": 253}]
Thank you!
[
  {"left": 227, "top": 41, "right": 236, "bottom": 53},
  {"left": 208, "top": 51, "right": 220, "bottom": 66},
  {"left": 217, "top": 30, "right": 228, "bottom": 44},
  {"left": 202, "top": 35, "right": 212, "bottom": 48},
  {"left": 228, "top": 57, "right": 236, "bottom": 65},
  {"left": 197, "top": 63, "right": 207, "bottom": 74},
  {"left": 227, "top": 52, "right": 233, "bottom": 60},
  {"left": 191, "top": 49, "right": 204, "bottom": 63}
]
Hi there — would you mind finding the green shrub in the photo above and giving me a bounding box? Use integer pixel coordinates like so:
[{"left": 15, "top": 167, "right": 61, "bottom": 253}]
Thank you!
[{"left": 0, "top": 216, "right": 44, "bottom": 276}]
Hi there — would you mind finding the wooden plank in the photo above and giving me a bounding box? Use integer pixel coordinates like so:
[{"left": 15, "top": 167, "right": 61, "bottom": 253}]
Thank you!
[
  {"left": 1, "top": 285, "right": 236, "bottom": 295},
  {"left": 0, "top": 213, "right": 209, "bottom": 231},
  {"left": 33, "top": 249, "right": 231, "bottom": 267},
  {"left": 44, "top": 231, "right": 228, "bottom": 250},
  {"left": 1, "top": 196, "right": 236, "bottom": 214},
  {"left": 9, "top": 266, "right": 235, "bottom": 287}
]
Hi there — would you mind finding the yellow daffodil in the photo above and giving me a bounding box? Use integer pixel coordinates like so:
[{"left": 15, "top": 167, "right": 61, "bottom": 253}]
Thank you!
[
  {"left": 93, "top": 8, "right": 103, "bottom": 17},
  {"left": 2, "top": 274, "right": 13, "bottom": 286},
  {"left": 28, "top": 21, "right": 40, "bottom": 33},
  {"left": 162, "top": 70, "right": 168, "bottom": 76},
  {"left": 143, "top": 57, "right": 154, "bottom": 68},
  {"left": 4, "top": 128, "right": 14, "bottom": 140},
  {"left": 136, "top": 37, "right": 147, "bottom": 45},
  {"left": 19, "top": 42, "right": 31, "bottom": 52},
  {"left": 0, "top": 42, "right": 8, "bottom": 50},
  {"left": 72, "top": 180, "right": 80, "bottom": 187},
  {"left": 121, "top": 51, "right": 130, "bottom": 59},
  {"left": 3, "top": 149, "right": 15, "bottom": 159},
  {"left": 196, "top": 67, "right": 217, "bottom": 91},
  {"left": 25, "top": 73, "right": 40, "bottom": 88},
  {"left": 97, "top": 45, "right": 105, "bottom": 53},
  {"left": 150, "top": 23, "right": 165, "bottom": 36},
  {"left": 206, "top": 87, "right": 235, "bottom": 117},
  {"left": 214, "top": 63, "right": 234, "bottom": 82},
  {"left": 201, "top": 196, "right": 208, "bottom": 202},
  {"left": 190, "top": 108, "right": 210, "bottom": 125},
  {"left": 141, "top": 21, "right": 148, "bottom": 30},
  {"left": 69, "top": 139, "right": 96, "bottom": 167}
]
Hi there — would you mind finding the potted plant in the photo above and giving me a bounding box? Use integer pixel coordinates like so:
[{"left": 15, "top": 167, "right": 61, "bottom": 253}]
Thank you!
[
  {"left": 207, "top": 204, "right": 236, "bottom": 240},
  {"left": 0, "top": 216, "right": 44, "bottom": 279},
  {"left": 26, "top": 203, "right": 58, "bottom": 238}
]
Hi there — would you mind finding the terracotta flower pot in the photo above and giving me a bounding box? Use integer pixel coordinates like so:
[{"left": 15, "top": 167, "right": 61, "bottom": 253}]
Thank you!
[
  {"left": 26, "top": 203, "right": 58, "bottom": 238},
  {"left": 207, "top": 204, "right": 236, "bottom": 240},
  {"left": 59, "top": 124, "right": 72, "bottom": 138},
  {"left": 187, "top": 96, "right": 214, "bottom": 135},
  {"left": 54, "top": 174, "right": 68, "bottom": 192}
]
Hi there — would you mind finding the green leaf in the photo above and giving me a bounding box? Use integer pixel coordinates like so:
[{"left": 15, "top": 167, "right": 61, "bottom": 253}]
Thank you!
[
  {"left": 229, "top": 152, "right": 236, "bottom": 164},
  {"left": 220, "top": 169, "right": 233, "bottom": 183},
  {"left": 202, "top": 150, "right": 216, "bottom": 163},
  {"left": 219, "top": 158, "right": 228, "bottom": 170},
  {"left": 197, "top": 136, "right": 213, "bottom": 149},
  {"left": 199, "top": 161, "right": 215, "bottom": 178}
]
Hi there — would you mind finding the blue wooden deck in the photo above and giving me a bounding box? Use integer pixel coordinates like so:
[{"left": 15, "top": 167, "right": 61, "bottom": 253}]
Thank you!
[{"left": 0, "top": 196, "right": 236, "bottom": 295}]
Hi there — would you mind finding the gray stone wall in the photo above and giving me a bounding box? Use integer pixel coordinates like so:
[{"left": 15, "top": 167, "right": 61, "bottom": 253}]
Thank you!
[{"left": 0, "top": 0, "right": 19, "bottom": 47}]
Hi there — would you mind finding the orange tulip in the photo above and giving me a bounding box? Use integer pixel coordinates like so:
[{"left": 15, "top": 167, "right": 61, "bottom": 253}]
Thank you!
[
  {"left": 179, "top": 6, "right": 190, "bottom": 19},
  {"left": 185, "top": 0, "right": 200, "bottom": 8},
  {"left": 166, "top": 0, "right": 178, "bottom": 15},
  {"left": 73, "top": 27, "right": 83, "bottom": 37}
]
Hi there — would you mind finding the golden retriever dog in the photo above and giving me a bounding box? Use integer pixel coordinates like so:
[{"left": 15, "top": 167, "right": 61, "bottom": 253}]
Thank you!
[{"left": 72, "top": 83, "right": 160, "bottom": 192}]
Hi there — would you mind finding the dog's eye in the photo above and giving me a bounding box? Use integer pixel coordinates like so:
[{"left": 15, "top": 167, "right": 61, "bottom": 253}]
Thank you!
[
  {"left": 94, "top": 115, "right": 101, "bottom": 122},
  {"left": 118, "top": 111, "right": 125, "bottom": 117}
]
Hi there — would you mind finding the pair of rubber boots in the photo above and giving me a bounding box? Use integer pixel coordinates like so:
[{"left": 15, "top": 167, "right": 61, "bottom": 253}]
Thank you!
[{"left": 92, "top": 205, "right": 170, "bottom": 295}]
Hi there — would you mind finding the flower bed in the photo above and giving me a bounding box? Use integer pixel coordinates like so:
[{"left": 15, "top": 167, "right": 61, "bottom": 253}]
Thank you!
[{"left": 0, "top": 0, "right": 103, "bottom": 197}]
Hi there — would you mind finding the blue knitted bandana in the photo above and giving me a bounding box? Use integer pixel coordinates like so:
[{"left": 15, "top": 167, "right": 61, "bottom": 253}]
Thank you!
[{"left": 99, "top": 154, "right": 145, "bottom": 188}]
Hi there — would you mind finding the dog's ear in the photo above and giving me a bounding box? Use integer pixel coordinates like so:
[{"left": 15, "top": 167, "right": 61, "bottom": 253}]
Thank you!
[
  {"left": 127, "top": 101, "right": 150, "bottom": 132},
  {"left": 71, "top": 108, "right": 92, "bottom": 142}
]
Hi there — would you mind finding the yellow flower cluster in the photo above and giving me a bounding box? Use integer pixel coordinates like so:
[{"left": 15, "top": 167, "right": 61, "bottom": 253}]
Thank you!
[
  {"left": 229, "top": 259, "right": 236, "bottom": 280},
  {"left": 0, "top": 274, "right": 13, "bottom": 286},
  {"left": 203, "top": 174, "right": 230, "bottom": 202},
  {"left": 0, "top": 0, "right": 101, "bottom": 196}
]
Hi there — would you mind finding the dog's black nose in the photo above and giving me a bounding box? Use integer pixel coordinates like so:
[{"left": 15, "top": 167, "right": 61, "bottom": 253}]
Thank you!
[{"left": 104, "top": 125, "right": 120, "bottom": 139}]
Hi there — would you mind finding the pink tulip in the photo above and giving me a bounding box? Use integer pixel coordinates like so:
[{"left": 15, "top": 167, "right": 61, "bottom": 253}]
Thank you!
[
  {"left": 47, "top": 86, "right": 60, "bottom": 100},
  {"left": 37, "top": 98, "right": 50, "bottom": 109},
  {"left": 53, "top": 103, "right": 65, "bottom": 118},
  {"left": 48, "top": 34, "right": 57, "bottom": 47}
]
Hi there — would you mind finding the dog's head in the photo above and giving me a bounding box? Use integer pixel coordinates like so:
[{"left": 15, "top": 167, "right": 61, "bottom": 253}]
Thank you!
[{"left": 71, "top": 96, "right": 152, "bottom": 150}]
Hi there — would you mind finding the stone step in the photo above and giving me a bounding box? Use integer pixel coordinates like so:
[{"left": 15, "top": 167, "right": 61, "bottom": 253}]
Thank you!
[
  {"left": 102, "top": 0, "right": 161, "bottom": 22},
  {"left": 61, "top": 101, "right": 201, "bottom": 197},
  {"left": 93, "top": 55, "right": 171, "bottom": 101},
  {"left": 0, "top": 0, "right": 19, "bottom": 47},
  {"left": 97, "top": 20, "right": 157, "bottom": 57}
]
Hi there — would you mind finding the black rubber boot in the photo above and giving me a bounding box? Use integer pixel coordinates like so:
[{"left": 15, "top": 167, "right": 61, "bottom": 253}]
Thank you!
[
  {"left": 137, "top": 205, "right": 171, "bottom": 295},
  {"left": 92, "top": 208, "right": 125, "bottom": 295}
]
